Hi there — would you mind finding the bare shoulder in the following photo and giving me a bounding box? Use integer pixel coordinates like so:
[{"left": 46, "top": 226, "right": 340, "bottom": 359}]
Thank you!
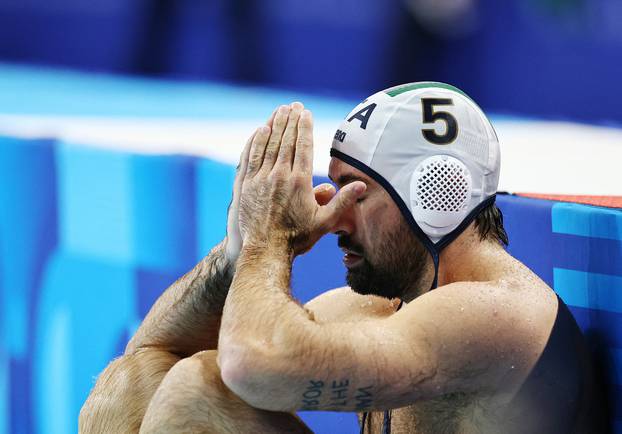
[
  {"left": 304, "top": 286, "right": 400, "bottom": 324},
  {"left": 428, "top": 273, "right": 556, "bottom": 317},
  {"left": 409, "top": 274, "right": 559, "bottom": 340},
  {"left": 393, "top": 273, "right": 560, "bottom": 389}
]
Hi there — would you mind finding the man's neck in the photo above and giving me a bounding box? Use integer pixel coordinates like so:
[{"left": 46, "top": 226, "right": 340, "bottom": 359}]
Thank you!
[
  {"left": 438, "top": 228, "right": 509, "bottom": 286},
  {"left": 400, "top": 227, "right": 511, "bottom": 303}
]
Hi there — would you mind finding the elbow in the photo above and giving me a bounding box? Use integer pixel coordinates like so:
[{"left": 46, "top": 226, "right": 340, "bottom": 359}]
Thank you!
[
  {"left": 218, "top": 354, "right": 255, "bottom": 405},
  {"left": 219, "top": 342, "right": 293, "bottom": 412},
  {"left": 218, "top": 344, "right": 265, "bottom": 408}
]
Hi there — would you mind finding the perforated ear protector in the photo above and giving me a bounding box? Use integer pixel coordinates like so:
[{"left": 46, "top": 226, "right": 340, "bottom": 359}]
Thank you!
[{"left": 411, "top": 155, "right": 473, "bottom": 238}]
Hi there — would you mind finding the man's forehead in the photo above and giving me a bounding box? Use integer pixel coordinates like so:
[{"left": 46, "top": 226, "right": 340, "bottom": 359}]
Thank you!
[{"left": 328, "top": 157, "right": 373, "bottom": 187}]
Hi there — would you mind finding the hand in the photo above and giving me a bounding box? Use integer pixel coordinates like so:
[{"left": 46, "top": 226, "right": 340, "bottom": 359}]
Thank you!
[
  {"left": 238, "top": 103, "right": 366, "bottom": 255},
  {"left": 224, "top": 108, "right": 280, "bottom": 263},
  {"left": 224, "top": 112, "right": 341, "bottom": 262}
]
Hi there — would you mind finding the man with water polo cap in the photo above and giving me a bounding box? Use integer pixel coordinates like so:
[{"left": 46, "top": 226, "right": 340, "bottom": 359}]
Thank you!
[{"left": 80, "top": 83, "right": 600, "bottom": 433}]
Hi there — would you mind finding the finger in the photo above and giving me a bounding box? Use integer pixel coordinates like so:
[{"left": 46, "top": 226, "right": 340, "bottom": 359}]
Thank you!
[
  {"left": 262, "top": 105, "right": 291, "bottom": 172},
  {"left": 293, "top": 109, "right": 314, "bottom": 175},
  {"left": 313, "top": 183, "right": 336, "bottom": 206},
  {"left": 266, "top": 107, "right": 278, "bottom": 128},
  {"left": 317, "top": 181, "right": 366, "bottom": 230},
  {"left": 246, "top": 125, "right": 271, "bottom": 177},
  {"left": 233, "top": 131, "right": 254, "bottom": 196},
  {"left": 275, "top": 102, "right": 304, "bottom": 170}
]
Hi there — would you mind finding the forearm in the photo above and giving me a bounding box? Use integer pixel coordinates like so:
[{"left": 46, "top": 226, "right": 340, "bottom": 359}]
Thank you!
[
  {"left": 127, "top": 240, "right": 233, "bottom": 357},
  {"left": 219, "top": 242, "right": 313, "bottom": 369}
]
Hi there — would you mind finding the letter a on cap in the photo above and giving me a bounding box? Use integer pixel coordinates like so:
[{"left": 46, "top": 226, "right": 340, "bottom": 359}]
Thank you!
[{"left": 347, "top": 103, "right": 377, "bottom": 130}]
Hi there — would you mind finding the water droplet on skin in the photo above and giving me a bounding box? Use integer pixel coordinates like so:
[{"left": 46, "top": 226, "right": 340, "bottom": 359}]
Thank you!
[
  {"left": 460, "top": 307, "right": 465, "bottom": 312},
  {"left": 510, "top": 365, "right": 515, "bottom": 369},
  {"left": 493, "top": 310, "right": 498, "bottom": 317}
]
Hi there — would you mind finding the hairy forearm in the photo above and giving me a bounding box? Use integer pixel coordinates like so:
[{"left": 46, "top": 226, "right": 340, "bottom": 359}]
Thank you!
[
  {"left": 219, "top": 242, "right": 314, "bottom": 369},
  {"left": 127, "top": 241, "right": 233, "bottom": 357}
]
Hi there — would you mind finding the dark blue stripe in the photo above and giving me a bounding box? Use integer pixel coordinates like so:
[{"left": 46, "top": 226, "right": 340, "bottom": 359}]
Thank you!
[
  {"left": 553, "top": 233, "right": 622, "bottom": 277},
  {"left": 568, "top": 305, "right": 622, "bottom": 348},
  {"left": 496, "top": 194, "right": 555, "bottom": 286},
  {"left": 9, "top": 357, "right": 32, "bottom": 434}
]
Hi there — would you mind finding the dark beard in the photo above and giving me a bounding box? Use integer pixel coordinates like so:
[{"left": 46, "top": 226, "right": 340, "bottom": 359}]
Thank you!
[{"left": 339, "top": 219, "right": 429, "bottom": 300}]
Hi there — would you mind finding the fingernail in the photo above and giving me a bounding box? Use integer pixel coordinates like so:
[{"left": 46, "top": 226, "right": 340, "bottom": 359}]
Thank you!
[
  {"left": 259, "top": 125, "right": 270, "bottom": 134},
  {"left": 353, "top": 183, "right": 365, "bottom": 194},
  {"left": 301, "top": 109, "right": 311, "bottom": 118},
  {"left": 279, "top": 105, "right": 290, "bottom": 114}
]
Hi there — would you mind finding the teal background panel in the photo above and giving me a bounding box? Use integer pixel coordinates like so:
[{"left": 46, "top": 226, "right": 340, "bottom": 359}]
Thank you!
[
  {"left": 0, "top": 137, "right": 58, "bottom": 358},
  {"left": 131, "top": 154, "right": 198, "bottom": 271},
  {"left": 0, "top": 64, "right": 353, "bottom": 120},
  {"left": 554, "top": 268, "right": 622, "bottom": 314},
  {"left": 33, "top": 250, "right": 137, "bottom": 434},
  {"left": 553, "top": 202, "right": 622, "bottom": 241},
  {"left": 57, "top": 144, "right": 133, "bottom": 262},
  {"left": 196, "top": 158, "right": 235, "bottom": 259}
]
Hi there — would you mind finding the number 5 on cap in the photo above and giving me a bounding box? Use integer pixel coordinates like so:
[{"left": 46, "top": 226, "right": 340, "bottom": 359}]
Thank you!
[{"left": 421, "top": 98, "right": 458, "bottom": 145}]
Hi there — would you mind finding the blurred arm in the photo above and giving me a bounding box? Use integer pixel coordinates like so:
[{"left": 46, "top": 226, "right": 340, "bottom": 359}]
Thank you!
[
  {"left": 125, "top": 240, "right": 233, "bottom": 357},
  {"left": 79, "top": 349, "right": 180, "bottom": 434},
  {"left": 79, "top": 241, "right": 234, "bottom": 433},
  {"left": 79, "top": 123, "right": 260, "bottom": 433}
]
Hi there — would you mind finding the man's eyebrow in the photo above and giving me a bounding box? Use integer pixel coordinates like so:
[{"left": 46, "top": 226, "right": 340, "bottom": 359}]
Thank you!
[{"left": 328, "top": 173, "right": 368, "bottom": 187}]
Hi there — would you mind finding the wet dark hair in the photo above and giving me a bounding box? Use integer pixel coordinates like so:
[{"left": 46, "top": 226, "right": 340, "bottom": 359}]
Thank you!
[{"left": 474, "top": 202, "right": 509, "bottom": 246}]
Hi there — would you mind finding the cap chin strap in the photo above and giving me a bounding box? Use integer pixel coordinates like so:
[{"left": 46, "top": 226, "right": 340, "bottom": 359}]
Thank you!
[
  {"left": 332, "top": 149, "right": 496, "bottom": 434},
  {"left": 427, "top": 194, "right": 497, "bottom": 289}
]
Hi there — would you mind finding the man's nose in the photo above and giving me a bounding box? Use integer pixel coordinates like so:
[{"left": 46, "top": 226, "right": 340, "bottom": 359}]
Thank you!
[{"left": 331, "top": 207, "right": 356, "bottom": 235}]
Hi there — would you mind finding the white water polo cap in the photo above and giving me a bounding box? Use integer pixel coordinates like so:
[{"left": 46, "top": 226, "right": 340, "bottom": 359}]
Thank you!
[{"left": 330, "top": 82, "right": 500, "bottom": 256}]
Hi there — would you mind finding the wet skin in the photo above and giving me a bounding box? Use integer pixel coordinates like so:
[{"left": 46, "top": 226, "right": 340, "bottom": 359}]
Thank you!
[{"left": 306, "top": 159, "right": 601, "bottom": 434}]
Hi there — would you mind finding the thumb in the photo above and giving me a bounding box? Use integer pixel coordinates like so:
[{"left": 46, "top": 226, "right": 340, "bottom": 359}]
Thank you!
[
  {"left": 313, "top": 183, "right": 336, "bottom": 206},
  {"left": 318, "top": 181, "right": 366, "bottom": 228}
]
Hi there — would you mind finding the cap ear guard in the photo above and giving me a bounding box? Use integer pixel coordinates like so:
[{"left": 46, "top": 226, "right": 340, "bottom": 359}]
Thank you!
[{"left": 410, "top": 155, "right": 473, "bottom": 241}]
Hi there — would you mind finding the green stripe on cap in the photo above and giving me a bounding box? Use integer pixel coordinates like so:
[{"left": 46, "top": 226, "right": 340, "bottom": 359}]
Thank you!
[{"left": 385, "top": 82, "right": 472, "bottom": 101}]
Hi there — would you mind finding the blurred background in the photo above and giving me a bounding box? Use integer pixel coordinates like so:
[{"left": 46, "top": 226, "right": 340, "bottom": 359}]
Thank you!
[{"left": 0, "top": 1, "right": 621, "bottom": 433}]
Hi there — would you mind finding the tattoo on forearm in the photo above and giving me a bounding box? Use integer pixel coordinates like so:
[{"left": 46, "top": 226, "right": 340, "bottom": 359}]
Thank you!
[
  {"left": 300, "top": 380, "right": 373, "bottom": 410},
  {"left": 355, "top": 385, "right": 374, "bottom": 410},
  {"left": 300, "top": 380, "right": 325, "bottom": 410},
  {"left": 329, "top": 379, "right": 350, "bottom": 407}
]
